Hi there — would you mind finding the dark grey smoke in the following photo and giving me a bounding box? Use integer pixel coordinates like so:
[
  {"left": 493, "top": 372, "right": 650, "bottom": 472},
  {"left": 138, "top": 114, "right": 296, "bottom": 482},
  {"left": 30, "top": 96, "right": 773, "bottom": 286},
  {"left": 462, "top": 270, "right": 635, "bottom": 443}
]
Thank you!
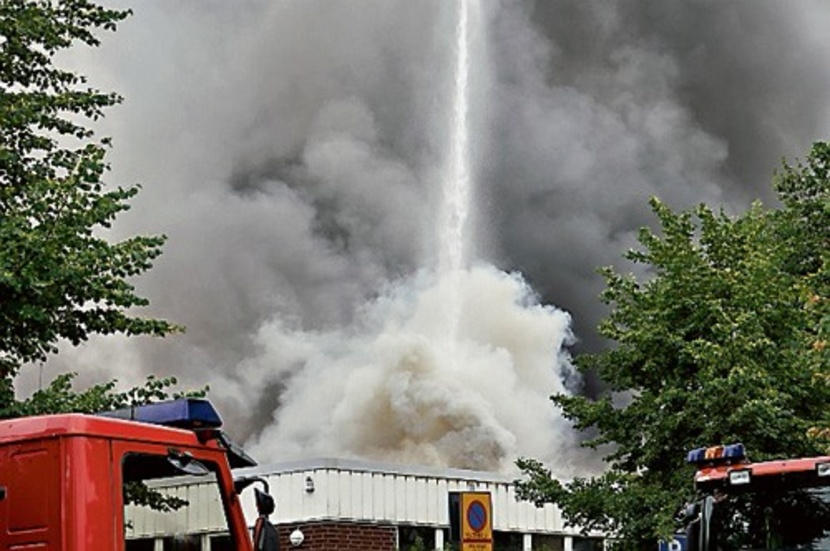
[
  {"left": 489, "top": 0, "right": 830, "bottom": 357},
  {"left": 22, "top": 1, "right": 830, "bottom": 460}
]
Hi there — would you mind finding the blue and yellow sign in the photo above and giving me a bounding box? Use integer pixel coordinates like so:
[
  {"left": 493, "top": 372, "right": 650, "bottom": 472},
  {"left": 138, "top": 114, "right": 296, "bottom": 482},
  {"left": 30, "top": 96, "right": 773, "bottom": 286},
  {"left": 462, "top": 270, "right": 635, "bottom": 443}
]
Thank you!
[{"left": 460, "top": 492, "right": 493, "bottom": 551}]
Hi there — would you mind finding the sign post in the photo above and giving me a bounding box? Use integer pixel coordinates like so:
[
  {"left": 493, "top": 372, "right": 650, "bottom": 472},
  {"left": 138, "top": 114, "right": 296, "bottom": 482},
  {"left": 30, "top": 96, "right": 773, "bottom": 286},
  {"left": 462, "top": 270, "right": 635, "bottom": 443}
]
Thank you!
[{"left": 459, "top": 492, "right": 493, "bottom": 551}]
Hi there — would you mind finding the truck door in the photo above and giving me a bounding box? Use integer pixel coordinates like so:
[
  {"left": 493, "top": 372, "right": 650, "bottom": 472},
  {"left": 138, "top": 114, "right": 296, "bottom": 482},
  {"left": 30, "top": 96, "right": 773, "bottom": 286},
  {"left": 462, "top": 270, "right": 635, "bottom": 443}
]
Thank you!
[{"left": 0, "top": 439, "right": 61, "bottom": 550}]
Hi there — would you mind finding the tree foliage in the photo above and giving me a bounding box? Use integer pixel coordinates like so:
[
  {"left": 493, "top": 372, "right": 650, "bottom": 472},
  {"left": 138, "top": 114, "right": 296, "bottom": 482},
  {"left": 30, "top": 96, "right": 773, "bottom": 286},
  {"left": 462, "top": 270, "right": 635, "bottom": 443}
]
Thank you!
[
  {"left": 7, "top": 372, "right": 206, "bottom": 417},
  {"left": 516, "top": 143, "right": 830, "bottom": 548},
  {"left": 0, "top": 0, "right": 180, "bottom": 414}
]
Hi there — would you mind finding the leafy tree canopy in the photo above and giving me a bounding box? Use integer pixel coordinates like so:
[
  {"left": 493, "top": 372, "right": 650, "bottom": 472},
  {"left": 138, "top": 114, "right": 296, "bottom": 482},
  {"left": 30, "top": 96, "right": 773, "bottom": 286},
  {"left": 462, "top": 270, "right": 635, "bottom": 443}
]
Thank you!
[
  {"left": 516, "top": 142, "right": 830, "bottom": 548},
  {"left": 0, "top": 0, "right": 181, "bottom": 415}
]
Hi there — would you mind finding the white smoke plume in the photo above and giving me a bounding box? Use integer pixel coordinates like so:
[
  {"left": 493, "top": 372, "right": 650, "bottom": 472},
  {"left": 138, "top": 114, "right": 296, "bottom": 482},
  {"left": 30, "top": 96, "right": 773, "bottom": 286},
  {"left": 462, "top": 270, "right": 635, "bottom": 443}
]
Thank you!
[
  {"left": 20, "top": 1, "right": 830, "bottom": 475},
  {"left": 228, "top": 266, "right": 577, "bottom": 473}
]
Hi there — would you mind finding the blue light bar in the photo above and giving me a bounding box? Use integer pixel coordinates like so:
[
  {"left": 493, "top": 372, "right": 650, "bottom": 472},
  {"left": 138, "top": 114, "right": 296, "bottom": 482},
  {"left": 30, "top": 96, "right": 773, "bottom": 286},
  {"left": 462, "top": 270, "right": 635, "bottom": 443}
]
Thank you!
[
  {"left": 686, "top": 443, "right": 745, "bottom": 465},
  {"left": 687, "top": 447, "right": 707, "bottom": 464},
  {"left": 98, "top": 398, "right": 223, "bottom": 429},
  {"left": 722, "top": 443, "right": 745, "bottom": 460}
]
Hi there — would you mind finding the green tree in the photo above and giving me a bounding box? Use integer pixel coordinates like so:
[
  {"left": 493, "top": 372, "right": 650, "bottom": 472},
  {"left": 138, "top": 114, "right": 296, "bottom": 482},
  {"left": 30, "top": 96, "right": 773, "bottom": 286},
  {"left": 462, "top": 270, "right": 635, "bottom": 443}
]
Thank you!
[
  {"left": 0, "top": 0, "right": 180, "bottom": 415},
  {"left": 516, "top": 143, "right": 830, "bottom": 548},
  {"left": 774, "top": 143, "right": 830, "bottom": 445}
]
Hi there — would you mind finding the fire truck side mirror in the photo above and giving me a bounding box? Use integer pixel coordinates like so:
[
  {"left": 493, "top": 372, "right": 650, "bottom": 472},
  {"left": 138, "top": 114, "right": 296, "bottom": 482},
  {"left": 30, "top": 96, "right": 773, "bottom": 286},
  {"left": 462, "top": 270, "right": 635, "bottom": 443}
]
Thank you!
[
  {"left": 0, "top": 486, "right": 6, "bottom": 501},
  {"left": 234, "top": 476, "right": 256, "bottom": 495},
  {"left": 167, "top": 449, "right": 210, "bottom": 477},
  {"left": 234, "top": 475, "right": 270, "bottom": 496}
]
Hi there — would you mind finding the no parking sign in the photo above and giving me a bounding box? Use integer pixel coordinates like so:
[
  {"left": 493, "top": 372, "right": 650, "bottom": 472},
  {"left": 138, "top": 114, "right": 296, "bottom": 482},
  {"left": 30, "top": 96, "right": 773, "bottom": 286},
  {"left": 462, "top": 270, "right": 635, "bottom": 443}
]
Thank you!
[{"left": 460, "top": 492, "right": 492, "bottom": 551}]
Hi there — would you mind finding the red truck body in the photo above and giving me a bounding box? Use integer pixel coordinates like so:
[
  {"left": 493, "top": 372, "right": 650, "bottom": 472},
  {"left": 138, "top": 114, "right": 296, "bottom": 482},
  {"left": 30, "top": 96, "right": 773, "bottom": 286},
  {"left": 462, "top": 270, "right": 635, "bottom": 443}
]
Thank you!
[
  {"left": 683, "top": 443, "right": 830, "bottom": 549},
  {"left": 0, "top": 409, "right": 255, "bottom": 550}
]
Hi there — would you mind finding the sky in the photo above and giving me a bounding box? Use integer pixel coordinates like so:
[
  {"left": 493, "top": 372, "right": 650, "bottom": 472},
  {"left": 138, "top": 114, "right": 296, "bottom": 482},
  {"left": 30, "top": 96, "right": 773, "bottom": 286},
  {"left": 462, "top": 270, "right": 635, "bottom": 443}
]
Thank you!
[{"left": 22, "top": 0, "right": 830, "bottom": 475}]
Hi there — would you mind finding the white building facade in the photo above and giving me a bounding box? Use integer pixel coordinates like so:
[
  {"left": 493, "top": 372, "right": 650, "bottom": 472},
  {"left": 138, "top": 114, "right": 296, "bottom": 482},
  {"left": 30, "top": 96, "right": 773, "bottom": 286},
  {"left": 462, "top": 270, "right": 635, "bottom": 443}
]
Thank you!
[{"left": 126, "top": 458, "right": 605, "bottom": 551}]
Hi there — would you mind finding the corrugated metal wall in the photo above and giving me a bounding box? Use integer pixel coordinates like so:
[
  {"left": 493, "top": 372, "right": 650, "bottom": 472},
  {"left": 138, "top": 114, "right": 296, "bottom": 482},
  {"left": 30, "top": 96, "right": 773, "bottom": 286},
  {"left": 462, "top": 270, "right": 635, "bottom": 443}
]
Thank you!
[
  {"left": 126, "top": 477, "right": 229, "bottom": 538},
  {"left": 126, "top": 458, "right": 577, "bottom": 539}
]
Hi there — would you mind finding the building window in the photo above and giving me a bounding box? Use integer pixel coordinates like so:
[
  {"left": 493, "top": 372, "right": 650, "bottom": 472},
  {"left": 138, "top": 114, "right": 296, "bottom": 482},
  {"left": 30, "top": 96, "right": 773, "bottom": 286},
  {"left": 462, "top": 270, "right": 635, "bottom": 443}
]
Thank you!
[
  {"left": 399, "top": 525, "right": 436, "bottom": 550},
  {"left": 210, "top": 534, "right": 235, "bottom": 551},
  {"left": 126, "top": 539, "right": 156, "bottom": 551},
  {"left": 532, "top": 534, "right": 564, "bottom": 551},
  {"left": 573, "top": 537, "right": 603, "bottom": 551},
  {"left": 493, "top": 531, "right": 524, "bottom": 550},
  {"left": 163, "top": 535, "right": 201, "bottom": 550}
]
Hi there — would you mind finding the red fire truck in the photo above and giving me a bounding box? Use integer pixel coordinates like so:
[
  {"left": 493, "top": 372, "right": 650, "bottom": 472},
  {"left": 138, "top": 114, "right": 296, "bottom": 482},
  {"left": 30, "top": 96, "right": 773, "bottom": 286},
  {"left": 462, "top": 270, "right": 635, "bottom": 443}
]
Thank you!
[
  {"left": 682, "top": 443, "right": 830, "bottom": 550},
  {"left": 0, "top": 399, "right": 270, "bottom": 550}
]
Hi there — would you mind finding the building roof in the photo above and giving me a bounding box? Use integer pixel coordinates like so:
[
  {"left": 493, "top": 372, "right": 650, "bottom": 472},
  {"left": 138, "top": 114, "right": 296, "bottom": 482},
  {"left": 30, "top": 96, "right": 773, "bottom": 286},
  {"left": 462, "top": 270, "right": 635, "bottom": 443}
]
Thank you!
[{"left": 235, "top": 456, "right": 517, "bottom": 484}]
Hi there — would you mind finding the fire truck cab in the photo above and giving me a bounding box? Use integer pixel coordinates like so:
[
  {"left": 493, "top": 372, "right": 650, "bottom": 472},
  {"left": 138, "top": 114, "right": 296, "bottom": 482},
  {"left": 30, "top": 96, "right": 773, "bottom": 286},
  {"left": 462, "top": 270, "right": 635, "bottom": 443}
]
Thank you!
[
  {"left": 682, "top": 443, "right": 830, "bottom": 550},
  {"left": 0, "top": 399, "right": 264, "bottom": 550}
]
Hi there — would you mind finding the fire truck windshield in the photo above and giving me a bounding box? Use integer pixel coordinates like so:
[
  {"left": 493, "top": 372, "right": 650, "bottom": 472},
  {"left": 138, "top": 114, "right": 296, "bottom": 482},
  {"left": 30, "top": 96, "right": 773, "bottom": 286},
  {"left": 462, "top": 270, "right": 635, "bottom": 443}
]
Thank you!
[{"left": 695, "top": 486, "right": 830, "bottom": 550}]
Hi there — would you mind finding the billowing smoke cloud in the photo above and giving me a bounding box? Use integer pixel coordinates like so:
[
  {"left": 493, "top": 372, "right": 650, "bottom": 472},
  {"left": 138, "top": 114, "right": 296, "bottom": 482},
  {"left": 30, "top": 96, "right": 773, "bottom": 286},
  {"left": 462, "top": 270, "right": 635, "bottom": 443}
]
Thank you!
[
  {"left": 21, "top": 1, "right": 830, "bottom": 474},
  {"left": 490, "top": 0, "right": 830, "bottom": 354},
  {"left": 222, "top": 266, "right": 579, "bottom": 473}
]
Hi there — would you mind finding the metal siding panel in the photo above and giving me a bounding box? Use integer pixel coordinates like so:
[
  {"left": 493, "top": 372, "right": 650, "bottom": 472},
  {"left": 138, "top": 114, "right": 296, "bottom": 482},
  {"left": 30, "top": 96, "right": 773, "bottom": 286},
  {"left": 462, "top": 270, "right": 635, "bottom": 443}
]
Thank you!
[
  {"left": 498, "top": 484, "right": 516, "bottom": 530},
  {"left": 207, "top": 483, "right": 221, "bottom": 531},
  {"left": 201, "top": 484, "right": 213, "bottom": 531},
  {"left": 325, "top": 469, "right": 339, "bottom": 520},
  {"left": 370, "top": 473, "right": 385, "bottom": 521},
  {"left": 383, "top": 473, "right": 397, "bottom": 520},
  {"left": 289, "top": 471, "right": 302, "bottom": 520},
  {"left": 314, "top": 469, "right": 329, "bottom": 519},
  {"left": 405, "top": 476, "right": 419, "bottom": 521},
  {"left": 178, "top": 486, "right": 191, "bottom": 532},
  {"left": 339, "top": 470, "right": 352, "bottom": 519},
  {"left": 186, "top": 485, "right": 198, "bottom": 530},
  {"left": 521, "top": 500, "right": 536, "bottom": 531},
  {"left": 510, "top": 483, "right": 521, "bottom": 529},
  {"left": 516, "top": 500, "right": 529, "bottom": 531},
  {"left": 544, "top": 502, "right": 554, "bottom": 532},
  {"left": 437, "top": 478, "right": 449, "bottom": 525},
  {"left": 494, "top": 483, "right": 510, "bottom": 530},
  {"left": 291, "top": 471, "right": 301, "bottom": 520},
  {"left": 350, "top": 471, "right": 363, "bottom": 519},
  {"left": 412, "top": 477, "right": 426, "bottom": 523},
  {"left": 395, "top": 475, "right": 408, "bottom": 523},
  {"left": 189, "top": 485, "right": 202, "bottom": 532},
  {"left": 363, "top": 473, "right": 380, "bottom": 521},
  {"left": 274, "top": 471, "right": 291, "bottom": 520},
  {"left": 550, "top": 503, "right": 562, "bottom": 532},
  {"left": 268, "top": 473, "right": 282, "bottom": 521},
  {"left": 202, "top": 484, "right": 212, "bottom": 529},
  {"left": 502, "top": 483, "right": 515, "bottom": 530},
  {"left": 210, "top": 482, "right": 226, "bottom": 530},
  {"left": 240, "top": 481, "right": 256, "bottom": 528},
  {"left": 362, "top": 471, "right": 373, "bottom": 520},
  {"left": 425, "top": 477, "right": 438, "bottom": 524},
  {"left": 301, "top": 470, "right": 324, "bottom": 520},
  {"left": 529, "top": 501, "right": 541, "bottom": 531},
  {"left": 535, "top": 502, "right": 548, "bottom": 531}
]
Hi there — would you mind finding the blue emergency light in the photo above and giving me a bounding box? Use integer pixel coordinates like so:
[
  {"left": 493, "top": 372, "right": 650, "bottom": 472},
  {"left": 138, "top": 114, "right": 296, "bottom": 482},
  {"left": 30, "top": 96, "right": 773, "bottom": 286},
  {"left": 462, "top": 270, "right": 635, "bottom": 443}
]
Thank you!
[
  {"left": 686, "top": 443, "right": 746, "bottom": 465},
  {"left": 98, "top": 398, "right": 223, "bottom": 429},
  {"left": 98, "top": 398, "right": 258, "bottom": 468}
]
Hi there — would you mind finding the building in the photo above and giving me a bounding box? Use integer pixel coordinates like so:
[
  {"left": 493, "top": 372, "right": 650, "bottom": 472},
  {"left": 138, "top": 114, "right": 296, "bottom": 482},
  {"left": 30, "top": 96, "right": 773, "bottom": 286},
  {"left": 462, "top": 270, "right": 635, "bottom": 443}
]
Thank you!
[{"left": 126, "top": 457, "right": 605, "bottom": 550}]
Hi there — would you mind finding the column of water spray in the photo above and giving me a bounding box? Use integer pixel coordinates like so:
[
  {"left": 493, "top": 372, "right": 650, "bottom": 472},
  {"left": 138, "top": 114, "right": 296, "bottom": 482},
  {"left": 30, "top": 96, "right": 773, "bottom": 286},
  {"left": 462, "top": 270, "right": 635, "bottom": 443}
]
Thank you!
[{"left": 437, "top": 0, "right": 473, "bottom": 343}]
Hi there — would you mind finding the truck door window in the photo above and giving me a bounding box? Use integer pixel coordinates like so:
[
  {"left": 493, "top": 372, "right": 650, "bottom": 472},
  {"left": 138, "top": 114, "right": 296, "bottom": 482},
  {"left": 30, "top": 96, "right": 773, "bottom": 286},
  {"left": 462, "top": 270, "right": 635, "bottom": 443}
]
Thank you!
[
  {"left": 121, "top": 452, "right": 237, "bottom": 550},
  {"left": 709, "top": 486, "right": 830, "bottom": 549}
]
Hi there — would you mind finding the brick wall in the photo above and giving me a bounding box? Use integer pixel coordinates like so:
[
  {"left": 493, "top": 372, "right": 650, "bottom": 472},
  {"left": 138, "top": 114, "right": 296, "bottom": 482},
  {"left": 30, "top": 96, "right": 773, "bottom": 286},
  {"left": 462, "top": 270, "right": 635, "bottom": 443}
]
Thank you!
[{"left": 276, "top": 520, "right": 397, "bottom": 551}]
